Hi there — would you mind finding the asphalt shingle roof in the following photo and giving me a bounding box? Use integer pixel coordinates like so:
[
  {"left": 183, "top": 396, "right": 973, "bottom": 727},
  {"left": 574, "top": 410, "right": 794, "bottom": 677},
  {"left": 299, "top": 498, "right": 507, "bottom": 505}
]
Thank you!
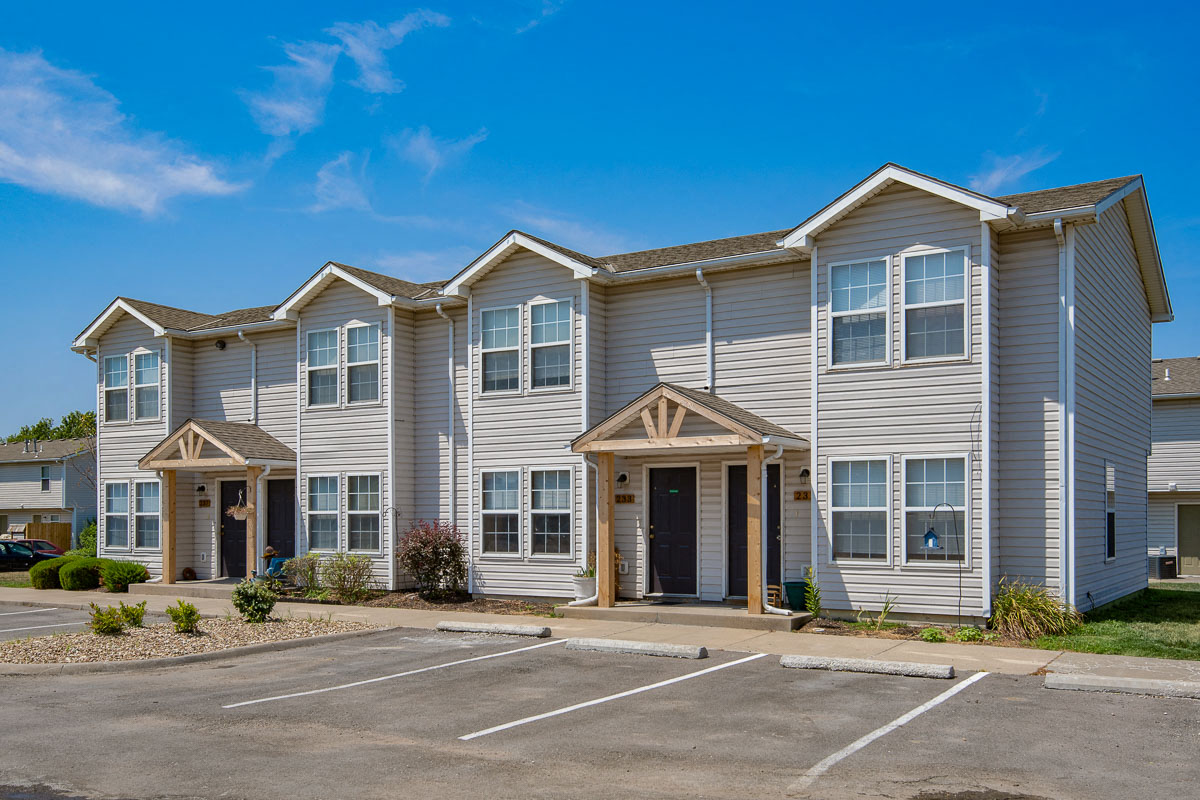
[
  {"left": 186, "top": 420, "right": 296, "bottom": 462},
  {"left": 662, "top": 383, "right": 804, "bottom": 441},
  {"left": 997, "top": 176, "right": 1139, "bottom": 214},
  {"left": 0, "top": 437, "right": 92, "bottom": 464},
  {"left": 1152, "top": 357, "right": 1200, "bottom": 397}
]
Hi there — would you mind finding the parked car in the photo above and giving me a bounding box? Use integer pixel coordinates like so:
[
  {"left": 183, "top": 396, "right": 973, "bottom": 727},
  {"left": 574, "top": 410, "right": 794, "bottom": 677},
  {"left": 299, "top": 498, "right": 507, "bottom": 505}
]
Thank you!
[
  {"left": 15, "top": 539, "right": 66, "bottom": 556},
  {"left": 0, "top": 541, "right": 59, "bottom": 571}
]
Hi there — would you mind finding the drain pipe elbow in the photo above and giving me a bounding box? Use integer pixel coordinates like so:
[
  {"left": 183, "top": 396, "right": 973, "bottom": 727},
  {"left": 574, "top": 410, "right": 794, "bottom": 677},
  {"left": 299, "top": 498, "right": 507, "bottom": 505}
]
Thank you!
[
  {"left": 761, "top": 443, "right": 790, "bottom": 616},
  {"left": 695, "top": 268, "right": 713, "bottom": 392},
  {"left": 569, "top": 455, "right": 601, "bottom": 607}
]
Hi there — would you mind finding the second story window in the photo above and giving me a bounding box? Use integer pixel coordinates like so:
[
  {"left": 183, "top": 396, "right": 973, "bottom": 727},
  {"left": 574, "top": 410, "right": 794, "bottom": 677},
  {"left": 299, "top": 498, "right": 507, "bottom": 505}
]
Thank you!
[
  {"left": 134, "top": 351, "right": 160, "bottom": 420},
  {"left": 346, "top": 325, "right": 380, "bottom": 404},
  {"left": 530, "top": 300, "right": 571, "bottom": 388},
  {"left": 903, "top": 248, "right": 966, "bottom": 361},
  {"left": 481, "top": 308, "right": 520, "bottom": 392},
  {"left": 40, "top": 466, "right": 50, "bottom": 492},
  {"left": 103, "top": 355, "right": 128, "bottom": 422},
  {"left": 307, "top": 330, "right": 338, "bottom": 407},
  {"left": 830, "top": 258, "right": 888, "bottom": 366}
]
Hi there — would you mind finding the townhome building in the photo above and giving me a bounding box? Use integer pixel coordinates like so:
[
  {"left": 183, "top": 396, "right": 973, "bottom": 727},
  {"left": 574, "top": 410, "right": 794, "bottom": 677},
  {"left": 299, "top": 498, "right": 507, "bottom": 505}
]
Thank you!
[
  {"left": 1148, "top": 356, "right": 1200, "bottom": 576},
  {"left": 71, "top": 164, "right": 1171, "bottom": 622},
  {"left": 0, "top": 437, "right": 95, "bottom": 539}
]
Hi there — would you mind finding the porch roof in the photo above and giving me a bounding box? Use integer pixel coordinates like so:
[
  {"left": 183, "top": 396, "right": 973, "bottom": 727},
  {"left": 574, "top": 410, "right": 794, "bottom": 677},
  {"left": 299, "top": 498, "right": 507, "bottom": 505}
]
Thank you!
[
  {"left": 571, "top": 383, "right": 808, "bottom": 455},
  {"left": 138, "top": 419, "right": 296, "bottom": 471}
]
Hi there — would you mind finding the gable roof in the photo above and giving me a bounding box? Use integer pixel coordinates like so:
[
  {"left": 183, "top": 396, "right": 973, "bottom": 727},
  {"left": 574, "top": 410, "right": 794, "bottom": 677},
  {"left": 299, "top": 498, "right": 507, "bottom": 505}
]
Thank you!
[
  {"left": 0, "top": 437, "right": 91, "bottom": 464},
  {"left": 73, "top": 297, "right": 281, "bottom": 350},
  {"left": 274, "top": 261, "right": 447, "bottom": 319},
  {"left": 138, "top": 419, "right": 295, "bottom": 470},
  {"left": 1153, "top": 357, "right": 1200, "bottom": 397},
  {"left": 996, "top": 176, "right": 1140, "bottom": 214}
]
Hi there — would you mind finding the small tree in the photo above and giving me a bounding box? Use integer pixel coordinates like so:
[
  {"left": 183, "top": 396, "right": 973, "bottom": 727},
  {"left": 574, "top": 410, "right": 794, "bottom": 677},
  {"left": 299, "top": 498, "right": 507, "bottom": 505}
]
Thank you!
[{"left": 397, "top": 520, "right": 467, "bottom": 599}]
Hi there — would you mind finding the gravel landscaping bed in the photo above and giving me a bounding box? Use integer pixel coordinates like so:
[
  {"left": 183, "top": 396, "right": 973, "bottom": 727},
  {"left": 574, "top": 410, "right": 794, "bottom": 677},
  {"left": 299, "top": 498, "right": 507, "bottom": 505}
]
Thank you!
[{"left": 0, "top": 618, "right": 379, "bottom": 664}]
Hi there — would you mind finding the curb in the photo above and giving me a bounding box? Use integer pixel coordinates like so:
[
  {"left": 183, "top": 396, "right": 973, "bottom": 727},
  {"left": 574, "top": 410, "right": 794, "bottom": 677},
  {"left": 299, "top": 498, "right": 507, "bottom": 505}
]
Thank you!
[
  {"left": 436, "top": 621, "right": 551, "bottom": 638},
  {"left": 0, "top": 627, "right": 390, "bottom": 676},
  {"left": 566, "top": 637, "right": 708, "bottom": 659},
  {"left": 780, "top": 654, "right": 955, "bottom": 679},
  {"left": 1044, "top": 673, "right": 1200, "bottom": 699}
]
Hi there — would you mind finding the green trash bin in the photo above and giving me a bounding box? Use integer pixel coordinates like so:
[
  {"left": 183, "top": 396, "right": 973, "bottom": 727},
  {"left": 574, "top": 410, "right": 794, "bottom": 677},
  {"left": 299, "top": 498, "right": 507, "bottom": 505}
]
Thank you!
[{"left": 783, "top": 580, "right": 807, "bottom": 611}]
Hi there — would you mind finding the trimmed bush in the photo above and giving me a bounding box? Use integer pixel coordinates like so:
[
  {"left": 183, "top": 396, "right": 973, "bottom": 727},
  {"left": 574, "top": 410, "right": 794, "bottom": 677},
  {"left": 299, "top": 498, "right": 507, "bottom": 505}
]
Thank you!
[
  {"left": 118, "top": 600, "right": 147, "bottom": 627},
  {"left": 397, "top": 520, "right": 466, "bottom": 599},
  {"left": 322, "top": 552, "right": 377, "bottom": 604},
  {"left": 30, "top": 556, "right": 78, "bottom": 590},
  {"left": 283, "top": 552, "right": 321, "bottom": 590},
  {"left": 88, "top": 603, "right": 125, "bottom": 635},
  {"left": 101, "top": 560, "right": 150, "bottom": 593},
  {"left": 232, "top": 579, "right": 278, "bottom": 623},
  {"left": 165, "top": 599, "right": 201, "bottom": 634},
  {"left": 990, "top": 577, "right": 1083, "bottom": 640},
  {"left": 60, "top": 557, "right": 107, "bottom": 591}
]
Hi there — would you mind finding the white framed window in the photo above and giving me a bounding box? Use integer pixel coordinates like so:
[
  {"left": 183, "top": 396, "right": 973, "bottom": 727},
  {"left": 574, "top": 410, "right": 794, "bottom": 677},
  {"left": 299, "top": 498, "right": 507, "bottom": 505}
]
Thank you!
[
  {"left": 40, "top": 466, "right": 50, "bottom": 492},
  {"left": 531, "top": 469, "right": 571, "bottom": 555},
  {"left": 1105, "top": 461, "right": 1116, "bottom": 561},
  {"left": 481, "top": 470, "right": 520, "bottom": 555},
  {"left": 103, "top": 355, "right": 128, "bottom": 422},
  {"left": 133, "top": 351, "right": 160, "bottom": 420},
  {"left": 347, "top": 474, "right": 381, "bottom": 552},
  {"left": 134, "top": 480, "right": 161, "bottom": 549},
  {"left": 306, "top": 329, "right": 339, "bottom": 407},
  {"left": 481, "top": 307, "right": 520, "bottom": 393},
  {"left": 346, "top": 324, "right": 380, "bottom": 404},
  {"left": 903, "top": 456, "right": 967, "bottom": 564},
  {"left": 307, "top": 475, "right": 339, "bottom": 550},
  {"left": 829, "top": 258, "right": 889, "bottom": 366},
  {"left": 902, "top": 248, "right": 968, "bottom": 362},
  {"left": 830, "top": 458, "right": 889, "bottom": 562},
  {"left": 530, "top": 300, "right": 571, "bottom": 389},
  {"left": 104, "top": 482, "right": 129, "bottom": 549}
]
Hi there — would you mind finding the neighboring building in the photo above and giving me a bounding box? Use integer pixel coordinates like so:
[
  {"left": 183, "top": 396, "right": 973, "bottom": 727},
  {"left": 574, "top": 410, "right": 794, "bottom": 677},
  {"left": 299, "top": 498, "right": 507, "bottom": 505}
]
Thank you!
[
  {"left": 0, "top": 437, "right": 96, "bottom": 539},
  {"left": 70, "top": 163, "right": 1171, "bottom": 621},
  {"left": 1148, "top": 357, "right": 1200, "bottom": 576}
]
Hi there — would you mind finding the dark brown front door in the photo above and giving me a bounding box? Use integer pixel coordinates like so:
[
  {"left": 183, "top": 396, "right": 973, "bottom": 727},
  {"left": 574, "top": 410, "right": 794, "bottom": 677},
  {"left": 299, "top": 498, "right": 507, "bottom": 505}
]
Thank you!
[
  {"left": 220, "top": 481, "right": 247, "bottom": 578},
  {"left": 648, "top": 467, "right": 697, "bottom": 595},
  {"left": 266, "top": 479, "right": 296, "bottom": 558},
  {"left": 726, "top": 464, "right": 781, "bottom": 598},
  {"left": 1179, "top": 505, "right": 1200, "bottom": 576}
]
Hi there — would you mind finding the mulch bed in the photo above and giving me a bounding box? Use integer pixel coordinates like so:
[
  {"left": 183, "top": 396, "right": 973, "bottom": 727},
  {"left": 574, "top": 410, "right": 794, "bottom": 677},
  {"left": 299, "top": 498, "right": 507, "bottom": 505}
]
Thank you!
[
  {"left": 363, "top": 591, "right": 558, "bottom": 616},
  {"left": 799, "top": 618, "right": 925, "bottom": 640}
]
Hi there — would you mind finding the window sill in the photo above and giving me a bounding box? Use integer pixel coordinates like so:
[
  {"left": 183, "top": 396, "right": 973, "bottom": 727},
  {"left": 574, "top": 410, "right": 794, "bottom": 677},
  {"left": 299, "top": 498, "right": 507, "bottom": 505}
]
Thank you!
[
  {"left": 826, "top": 361, "right": 891, "bottom": 373},
  {"left": 900, "top": 355, "right": 971, "bottom": 367},
  {"left": 304, "top": 404, "right": 341, "bottom": 412},
  {"left": 829, "top": 558, "right": 892, "bottom": 567},
  {"left": 478, "top": 389, "right": 523, "bottom": 398},
  {"left": 901, "top": 560, "right": 972, "bottom": 570},
  {"left": 528, "top": 553, "right": 576, "bottom": 561},
  {"left": 476, "top": 552, "right": 525, "bottom": 561},
  {"left": 529, "top": 386, "right": 575, "bottom": 396},
  {"left": 1105, "top": 556, "right": 1117, "bottom": 564}
]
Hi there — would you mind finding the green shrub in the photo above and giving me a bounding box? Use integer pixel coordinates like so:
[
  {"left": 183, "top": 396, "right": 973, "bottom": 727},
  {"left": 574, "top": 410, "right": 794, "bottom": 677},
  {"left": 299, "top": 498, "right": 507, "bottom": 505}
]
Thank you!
[
  {"left": 990, "top": 577, "right": 1083, "bottom": 640},
  {"left": 29, "top": 556, "right": 77, "bottom": 590},
  {"left": 88, "top": 603, "right": 125, "bottom": 635},
  {"left": 954, "top": 625, "right": 983, "bottom": 642},
  {"left": 397, "top": 520, "right": 466, "bottom": 599},
  {"left": 75, "top": 521, "right": 97, "bottom": 555},
  {"left": 118, "top": 600, "right": 147, "bottom": 627},
  {"left": 100, "top": 560, "right": 150, "bottom": 593},
  {"left": 232, "top": 579, "right": 278, "bottom": 623},
  {"left": 803, "top": 566, "right": 822, "bottom": 619},
  {"left": 165, "top": 599, "right": 201, "bottom": 634},
  {"left": 60, "top": 557, "right": 107, "bottom": 591},
  {"left": 920, "top": 627, "right": 947, "bottom": 643},
  {"left": 322, "top": 552, "right": 377, "bottom": 604}
]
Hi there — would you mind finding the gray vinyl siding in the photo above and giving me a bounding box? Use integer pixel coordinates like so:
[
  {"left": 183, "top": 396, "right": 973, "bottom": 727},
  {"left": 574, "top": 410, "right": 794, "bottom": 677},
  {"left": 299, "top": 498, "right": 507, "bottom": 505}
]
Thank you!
[
  {"left": 412, "top": 306, "right": 469, "bottom": 527},
  {"left": 392, "top": 308, "right": 416, "bottom": 545},
  {"left": 469, "top": 251, "right": 585, "bottom": 598},
  {"left": 813, "top": 183, "right": 985, "bottom": 618},
  {"left": 168, "top": 337, "right": 192, "bottom": 430},
  {"left": 1149, "top": 398, "right": 1200, "bottom": 491},
  {"left": 995, "top": 227, "right": 1061, "bottom": 589},
  {"left": 1147, "top": 493, "right": 1200, "bottom": 555},
  {"left": 0, "top": 462, "right": 63, "bottom": 507},
  {"left": 1072, "top": 202, "right": 1151, "bottom": 607}
]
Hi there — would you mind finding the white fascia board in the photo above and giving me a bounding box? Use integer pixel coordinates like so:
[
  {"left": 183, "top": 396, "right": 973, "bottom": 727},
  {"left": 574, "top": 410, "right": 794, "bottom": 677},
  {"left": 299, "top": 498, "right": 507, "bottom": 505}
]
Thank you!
[
  {"left": 780, "top": 165, "right": 1014, "bottom": 249},
  {"left": 72, "top": 298, "right": 165, "bottom": 349},
  {"left": 274, "top": 263, "right": 393, "bottom": 320},
  {"left": 1094, "top": 176, "right": 1144, "bottom": 217},
  {"left": 441, "top": 232, "right": 596, "bottom": 297}
]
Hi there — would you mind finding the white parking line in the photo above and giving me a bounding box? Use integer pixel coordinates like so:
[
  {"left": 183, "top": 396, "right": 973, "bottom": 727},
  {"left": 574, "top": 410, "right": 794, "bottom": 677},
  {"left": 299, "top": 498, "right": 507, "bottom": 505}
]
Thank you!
[
  {"left": 0, "top": 622, "right": 84, "bottom": 633},
  {"left": 223, "top": 639, "right": 566, "bottom": 709},
  {"left": 0, "top": 607, "right": 59, "bottom": 617},
  {"left": 459, "top": 652, "right": 769, "bottom": 741},
  {"left": 789, "top": 671, "right": 990, "bottom": 793}
]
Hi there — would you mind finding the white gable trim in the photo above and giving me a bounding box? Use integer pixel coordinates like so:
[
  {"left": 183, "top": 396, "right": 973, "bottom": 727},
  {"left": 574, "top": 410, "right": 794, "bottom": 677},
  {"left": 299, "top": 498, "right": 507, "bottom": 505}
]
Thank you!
[
  {"left": 441, "top": 232, "right": 597, "bottom": 297},
  {"left": 274, "top": 263, "right": 393, "bottom": 321},
  {"left": 1102, "top": 179, "right": 1172, "bottom": 322},
  {"left": 72, "top": 298, "right": 165, "bottom": 349},
  {"left": 780, "top": 164, "right": 1016, "bottom": 250}
]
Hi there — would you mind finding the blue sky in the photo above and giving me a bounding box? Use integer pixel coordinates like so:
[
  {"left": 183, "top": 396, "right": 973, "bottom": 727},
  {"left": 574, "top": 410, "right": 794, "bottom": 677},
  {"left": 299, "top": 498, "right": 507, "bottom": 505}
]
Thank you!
[{"left": 1, "top": 1, "right": 1196, "bottom": 434}]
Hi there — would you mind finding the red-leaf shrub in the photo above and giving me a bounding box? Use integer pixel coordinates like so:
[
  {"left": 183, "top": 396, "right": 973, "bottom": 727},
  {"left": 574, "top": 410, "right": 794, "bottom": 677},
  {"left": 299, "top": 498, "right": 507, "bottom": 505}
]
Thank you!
[{"left": 397, "top": 520, "right": 467, "bottom": 598}]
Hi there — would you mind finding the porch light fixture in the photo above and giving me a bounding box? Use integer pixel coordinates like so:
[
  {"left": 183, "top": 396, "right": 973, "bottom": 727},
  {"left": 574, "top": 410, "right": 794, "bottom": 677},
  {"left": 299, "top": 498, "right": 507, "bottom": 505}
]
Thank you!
[
  {"left": 214, "top": 340, "right": 226, "bottom": 350},
  {"left": 798, "top": 468, "right": 810, "bottom": 486},
  {"left": 196, "top": 484, "right": 207, "bottom": 494}
]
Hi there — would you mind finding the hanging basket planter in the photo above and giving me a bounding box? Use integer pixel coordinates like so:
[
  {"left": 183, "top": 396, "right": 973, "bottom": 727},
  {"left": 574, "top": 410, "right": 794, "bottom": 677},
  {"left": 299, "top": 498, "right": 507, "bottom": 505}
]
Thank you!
[{"left": 226, "top": 503, "right": 254, "bottom": 521}]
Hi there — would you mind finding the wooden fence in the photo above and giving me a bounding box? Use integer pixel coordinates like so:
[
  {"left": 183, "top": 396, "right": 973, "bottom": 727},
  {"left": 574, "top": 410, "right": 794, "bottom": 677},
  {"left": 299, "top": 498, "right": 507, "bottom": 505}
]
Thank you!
[{"left": 24, "top": 522, "right": 72, "bottom": 551}]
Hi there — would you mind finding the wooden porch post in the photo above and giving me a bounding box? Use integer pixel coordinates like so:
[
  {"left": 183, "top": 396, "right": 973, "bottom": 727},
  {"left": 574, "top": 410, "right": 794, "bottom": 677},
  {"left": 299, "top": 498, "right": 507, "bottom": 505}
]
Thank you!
[
  {"left": 747, "top": 444, "right": 763, "bottom": 614},
  {"left": 245, "top": 466, "right": 262, "bottom": 580},
  {"left": 162, "top": 470, "right": 176, "bottom": 585},
  {"left": 598, "top": 452, "right": 615, "bottom": 608}
]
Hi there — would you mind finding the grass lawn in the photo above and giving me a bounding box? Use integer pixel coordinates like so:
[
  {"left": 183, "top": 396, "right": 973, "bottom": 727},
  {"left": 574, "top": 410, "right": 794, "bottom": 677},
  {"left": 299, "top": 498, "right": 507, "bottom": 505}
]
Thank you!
[
  {"left": 1036, "top": 581, "right": 1200, "bottom": 660},
  {"left": 0, "top": 571, "right": 31, "bottom": 589}
]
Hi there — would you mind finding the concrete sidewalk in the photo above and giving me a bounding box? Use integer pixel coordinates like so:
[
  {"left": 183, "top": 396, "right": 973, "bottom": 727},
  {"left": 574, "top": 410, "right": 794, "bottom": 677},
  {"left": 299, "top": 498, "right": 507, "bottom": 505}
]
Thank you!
[{"left": 4, "top": 586, "right": 1198, "bottom": 681}]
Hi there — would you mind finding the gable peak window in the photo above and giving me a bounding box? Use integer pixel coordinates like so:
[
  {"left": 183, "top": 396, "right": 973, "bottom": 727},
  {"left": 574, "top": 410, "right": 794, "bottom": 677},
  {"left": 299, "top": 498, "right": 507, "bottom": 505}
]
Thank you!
[
  {"left": 830, "top": 259, "right": 888, "bottom": 366},
  {"left": 903, "top": 248, "right": 967, "bottom": 361},
  {"left": 530, "top": 300, "right": 571, "bottom": 389},
  {"left": 346, "top": 324, "right": 380, "bottom": 404},
  {"left": 481, "top": 308, "right": 520, "bottom": 393},
  {"left": 307, "top": 330, "right": 339, "bottom": 407},
  {"left": 103, "top": 355, "right": 128, "bottom": 422}
]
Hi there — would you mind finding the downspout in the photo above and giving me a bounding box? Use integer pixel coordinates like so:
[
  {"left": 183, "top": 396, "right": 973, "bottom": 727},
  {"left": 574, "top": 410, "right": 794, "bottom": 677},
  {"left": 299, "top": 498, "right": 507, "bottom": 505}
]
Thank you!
[
  {"left": 466, "top": 291, "right": 475, "bottom": 593},
  {"left": 761, "top": 443, "right": 790, "bottom": 615},
  {"left": 569, "top": 454, "right": 600, "bottom": 606},
  {"left": 696, "top": 269, "right": 713, "bottom": 391},
  {"left": 579, "top": 279, "right": 590, "bottom": 575},
  {"left": 1054, "top": 219, "right": 1071, "bottom": 604},
  {"left": 435, "top": 304, "right": 456, "bottom": 524},
  {"left": 237, "top": 330, "right": 257, "bottom": 424},
  {"left": 1064, "top": 223, "right": 1078, "bottom": 608},
  {"left": 255, "top": 464, "right": 272, "bottom": 576},
  {"left": 980, "top": 222, "right": 994, "bottom": 617},
  {"left": 295, "top": 314, "right": 303, "bottom": 557},
  {"left": 809, "top": 245, "right": 819, "bottom": 586},
  {"left": 164, "top": 337, "right": 173, "bottom": 433},
  {"left": 387, "top": 306, "right": 396, "bottom": 592}
]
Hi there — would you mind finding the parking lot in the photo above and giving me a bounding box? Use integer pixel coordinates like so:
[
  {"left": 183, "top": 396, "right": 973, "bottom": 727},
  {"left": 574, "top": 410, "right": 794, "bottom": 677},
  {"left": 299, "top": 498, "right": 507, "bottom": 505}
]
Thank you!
[
  {"left": 1, "top": 621, "right": 1197, "bottom": 800},
  {"left": 0, "top": 605, "right": 93, "bottom": 640}
]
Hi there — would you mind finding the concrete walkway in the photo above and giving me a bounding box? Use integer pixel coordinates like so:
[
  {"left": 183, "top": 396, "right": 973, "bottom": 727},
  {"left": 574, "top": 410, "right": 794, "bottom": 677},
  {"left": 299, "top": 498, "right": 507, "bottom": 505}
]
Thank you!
[{"left": 4, "top": 586, "right": 1198, "bottom": 681}]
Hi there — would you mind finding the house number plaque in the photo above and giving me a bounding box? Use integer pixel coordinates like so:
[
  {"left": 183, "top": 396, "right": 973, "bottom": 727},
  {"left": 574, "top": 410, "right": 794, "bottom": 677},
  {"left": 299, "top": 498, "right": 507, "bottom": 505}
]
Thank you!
[
  {"left": 615, "top": 494, "right": 636, "bottom": 504},
  {"left": 793, "top": 491, "right": 810, "bottom": 501}
]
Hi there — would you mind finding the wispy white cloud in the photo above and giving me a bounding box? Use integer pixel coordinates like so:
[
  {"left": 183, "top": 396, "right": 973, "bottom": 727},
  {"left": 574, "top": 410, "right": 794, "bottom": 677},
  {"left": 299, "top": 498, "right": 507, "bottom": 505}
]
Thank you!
[
  {"left": 392, "top": 125, "right": 487, "bottom": 180},
  {"left": 241, "top": 40, "right": 341, "bottom": 139},
  {"left": 310, "top": 151, "right": 372, "bottom": 213},
  {"left": 516, "top": 0, "right": 568, "bottom": 33},
  {"left": 0, "top": 48, "right": 244, "bottom": 215},
  {"left": 968, "top": 148, "right": 1060, "bottom": 195},
  {"left": 507, "top": 202, "right": 638, "bottom": 255},
  {"left": 328, "top": 11, "right": 450, "bottom": 94},
  {"left": 373, "top": 245, "right": 479, "bottom": 281}
]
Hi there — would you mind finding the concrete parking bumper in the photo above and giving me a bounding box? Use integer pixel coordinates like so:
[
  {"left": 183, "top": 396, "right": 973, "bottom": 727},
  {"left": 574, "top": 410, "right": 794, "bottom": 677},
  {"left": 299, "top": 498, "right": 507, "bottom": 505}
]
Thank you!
[
  {"left": 1044, "top": 673, "right": 1200, "bottom": 699},
  {"left": 435, "top": 621, "right": 552, "bottom": 637},
  {"left": 565, "top": 637, "right": 708, "bottom": 659},
  {"left": 780, "top": 654, "right": 955, "bottom": 679}
]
